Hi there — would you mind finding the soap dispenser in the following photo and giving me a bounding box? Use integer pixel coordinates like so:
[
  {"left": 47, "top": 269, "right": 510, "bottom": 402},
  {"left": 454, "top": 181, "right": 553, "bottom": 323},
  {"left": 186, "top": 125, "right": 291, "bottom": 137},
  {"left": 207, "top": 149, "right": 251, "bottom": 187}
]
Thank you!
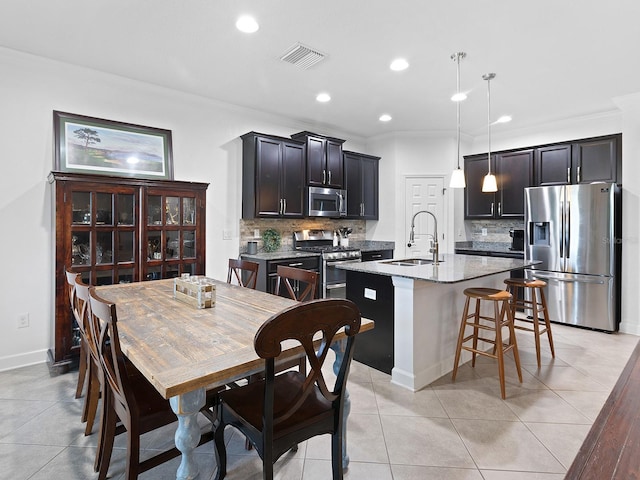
[{"left": 333, "top": 230, "right": 339, "bottom": 247}]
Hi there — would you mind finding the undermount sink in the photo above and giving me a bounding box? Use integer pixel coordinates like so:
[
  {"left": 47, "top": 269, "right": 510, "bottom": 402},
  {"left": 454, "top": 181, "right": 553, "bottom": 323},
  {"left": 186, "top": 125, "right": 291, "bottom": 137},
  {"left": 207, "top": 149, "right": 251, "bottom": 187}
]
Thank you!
[{"left": 382, "top": 258, "right": 443, "bottom": 266}]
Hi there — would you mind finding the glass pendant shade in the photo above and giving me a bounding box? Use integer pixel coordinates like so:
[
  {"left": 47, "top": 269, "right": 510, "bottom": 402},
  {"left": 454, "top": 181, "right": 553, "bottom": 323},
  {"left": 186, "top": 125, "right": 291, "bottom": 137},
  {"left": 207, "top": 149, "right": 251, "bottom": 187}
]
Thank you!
[
  {"left": 450, "top": 168, "right": 466, "bottom": 188},
  {"left": 482, "top": 173, "right": 497, "bottom": 192}
]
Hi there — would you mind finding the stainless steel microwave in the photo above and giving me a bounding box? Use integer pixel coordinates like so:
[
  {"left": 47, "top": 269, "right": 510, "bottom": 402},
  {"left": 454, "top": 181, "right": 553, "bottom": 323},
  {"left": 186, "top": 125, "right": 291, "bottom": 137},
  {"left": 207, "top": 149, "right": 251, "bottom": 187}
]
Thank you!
[{"left": 307, "top": 186, "right": 347, "bottom": 217}]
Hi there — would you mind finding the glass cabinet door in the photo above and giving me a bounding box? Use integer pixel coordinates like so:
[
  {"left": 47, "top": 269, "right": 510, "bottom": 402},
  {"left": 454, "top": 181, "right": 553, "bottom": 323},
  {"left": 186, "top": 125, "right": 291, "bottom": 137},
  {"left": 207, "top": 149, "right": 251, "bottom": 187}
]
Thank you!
[
  {"left": 70, "top": 188, "right": 138, "bottom": 285},
  {"left": 143, "top": 191, "right": 202, "bottom": 281}
]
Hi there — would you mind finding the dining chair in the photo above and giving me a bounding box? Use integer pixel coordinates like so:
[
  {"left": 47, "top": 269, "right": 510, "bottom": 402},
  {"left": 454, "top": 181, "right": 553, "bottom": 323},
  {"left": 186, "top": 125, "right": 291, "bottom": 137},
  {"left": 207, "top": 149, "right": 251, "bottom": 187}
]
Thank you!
[
  {"left": 88, "top": 287, "right": 212, "bottom": 480},
  {"left": 66, "top": 269, "right": 89, "bottom": 402},
  {"left": 274, "top": 265, "right": 318, "bottom": 302},
  {"left": 227, "top": 258, "right": 259, "bottom": 289},
  {"left": 73, "top": 278, "right": 101, "bottom": 438},
  {"left": 212, "top": 298, "right": 362, "bottom": 480}
]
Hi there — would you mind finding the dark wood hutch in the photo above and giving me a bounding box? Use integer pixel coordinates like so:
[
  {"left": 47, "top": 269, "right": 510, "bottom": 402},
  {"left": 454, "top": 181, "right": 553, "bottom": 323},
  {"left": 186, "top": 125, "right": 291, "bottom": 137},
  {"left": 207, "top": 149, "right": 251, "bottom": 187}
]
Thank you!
[{"left": 49, "top": 171, "right": 208, "bottom": 371}]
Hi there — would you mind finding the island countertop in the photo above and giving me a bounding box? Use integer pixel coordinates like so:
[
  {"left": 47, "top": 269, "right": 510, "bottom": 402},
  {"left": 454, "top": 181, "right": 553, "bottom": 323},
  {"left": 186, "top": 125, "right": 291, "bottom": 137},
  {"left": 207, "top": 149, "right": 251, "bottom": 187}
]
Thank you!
[{"left": 337, "top": 253, "right": 537, "bottom": 284}]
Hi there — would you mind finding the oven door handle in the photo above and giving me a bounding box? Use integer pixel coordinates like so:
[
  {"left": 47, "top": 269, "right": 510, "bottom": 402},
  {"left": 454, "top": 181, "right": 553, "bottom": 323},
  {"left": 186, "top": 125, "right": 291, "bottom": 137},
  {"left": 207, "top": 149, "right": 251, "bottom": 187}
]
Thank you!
[
  {"left": 325, "top": 259, "right": 362, "bottom": 267},
  {"left": 326, "top": 283, "right": 346, "bottom": 290}
]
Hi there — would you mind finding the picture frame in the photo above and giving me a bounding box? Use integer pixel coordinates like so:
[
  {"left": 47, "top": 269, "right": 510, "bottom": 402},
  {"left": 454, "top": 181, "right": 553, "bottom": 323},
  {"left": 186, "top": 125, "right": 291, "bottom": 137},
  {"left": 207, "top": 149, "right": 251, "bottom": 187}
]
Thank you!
[{"left": 53, "top": 111, "right": 173, "bottom": 180}]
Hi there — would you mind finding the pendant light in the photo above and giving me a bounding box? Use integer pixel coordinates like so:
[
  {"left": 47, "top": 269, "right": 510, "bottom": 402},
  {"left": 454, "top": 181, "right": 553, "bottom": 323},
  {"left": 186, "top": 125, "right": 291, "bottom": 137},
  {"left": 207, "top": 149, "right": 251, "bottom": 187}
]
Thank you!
[
  {"left": 449, "top": 52, "right": 467, "bottom": 189},
  {"left": 481, "top": 72, "right": 498, "bottom": 192}
]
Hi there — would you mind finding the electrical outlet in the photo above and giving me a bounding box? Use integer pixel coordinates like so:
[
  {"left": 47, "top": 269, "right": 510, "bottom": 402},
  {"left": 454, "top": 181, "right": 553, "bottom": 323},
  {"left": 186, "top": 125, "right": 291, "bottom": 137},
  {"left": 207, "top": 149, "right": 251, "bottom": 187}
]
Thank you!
[
  {"left": 254, "top": 229, "right": 260, "bottom": 238},
  {"left": 222, "top": 229, "right": 232, "bottom": 240},
  {"left": 18, "top": 313, "right": 29, "bottom": 329},
  {"left": 481, "top": 228, "right": 488, "bottom": 236}
]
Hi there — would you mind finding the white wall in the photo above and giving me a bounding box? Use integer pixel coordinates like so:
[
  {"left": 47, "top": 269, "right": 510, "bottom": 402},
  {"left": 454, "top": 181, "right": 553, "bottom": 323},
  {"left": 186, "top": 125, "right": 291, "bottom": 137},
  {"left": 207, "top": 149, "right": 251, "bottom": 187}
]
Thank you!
[{"left": 0, "top": 48, "right": 364, "bottom": 370}]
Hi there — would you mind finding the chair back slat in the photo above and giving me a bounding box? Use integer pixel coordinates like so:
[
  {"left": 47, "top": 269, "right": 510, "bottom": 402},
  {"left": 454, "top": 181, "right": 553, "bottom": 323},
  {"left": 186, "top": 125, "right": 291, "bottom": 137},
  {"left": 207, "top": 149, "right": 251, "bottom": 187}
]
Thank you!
[
  {"left": 274, "top": 265, "right": 318, "bottom": 302},
  {"left": 227, "top": 258, "right": 259, "bottom": 289},
  {"left": 88, "top": 287, "right": 134, "bottom": 423},
  {"left": 75, "top": 278, "right": 99, "bottom": 362},
  {"left": 254, "top": 298, "right": 360, "bottom": 425},
  {"left": 66, "top": 269, "right": 81, "bottom": 324}
]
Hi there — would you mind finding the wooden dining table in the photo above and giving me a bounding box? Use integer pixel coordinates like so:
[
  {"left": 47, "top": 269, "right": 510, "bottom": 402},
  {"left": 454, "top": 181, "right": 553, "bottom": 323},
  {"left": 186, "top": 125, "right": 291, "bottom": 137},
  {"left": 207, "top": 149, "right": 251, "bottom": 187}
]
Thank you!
[{"left": 96, "top": 278, "right": 373, "bottom": 480}]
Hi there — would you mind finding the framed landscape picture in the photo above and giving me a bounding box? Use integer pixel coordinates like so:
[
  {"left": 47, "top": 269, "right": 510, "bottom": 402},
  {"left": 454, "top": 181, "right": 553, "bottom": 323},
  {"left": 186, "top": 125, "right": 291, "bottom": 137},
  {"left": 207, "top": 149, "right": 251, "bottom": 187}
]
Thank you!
[{"left": 53, "top": 111, "right": 173, "bottom": 180}]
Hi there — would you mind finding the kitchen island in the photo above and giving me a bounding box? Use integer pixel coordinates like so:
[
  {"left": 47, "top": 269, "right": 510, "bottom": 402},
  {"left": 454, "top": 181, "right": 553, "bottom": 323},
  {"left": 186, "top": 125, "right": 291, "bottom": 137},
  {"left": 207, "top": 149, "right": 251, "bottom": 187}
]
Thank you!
[{"left": 338, "top": 254, "right": 538, "bottom": 391}]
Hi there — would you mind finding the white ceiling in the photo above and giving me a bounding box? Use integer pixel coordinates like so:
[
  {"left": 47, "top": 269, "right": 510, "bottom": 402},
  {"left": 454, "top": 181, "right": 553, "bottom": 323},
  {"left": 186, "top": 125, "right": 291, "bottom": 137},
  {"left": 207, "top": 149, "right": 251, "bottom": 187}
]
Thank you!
[{"left": 1, "top": 0, "right": 638, "bottom": 139}]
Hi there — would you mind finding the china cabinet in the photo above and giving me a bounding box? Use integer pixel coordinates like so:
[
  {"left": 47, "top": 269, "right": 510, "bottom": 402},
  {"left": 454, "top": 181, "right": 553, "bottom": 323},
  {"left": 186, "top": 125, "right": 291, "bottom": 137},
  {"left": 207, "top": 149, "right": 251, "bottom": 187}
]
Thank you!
[{"left": 49, "top": 171, "right": 208, "bottom": 370}]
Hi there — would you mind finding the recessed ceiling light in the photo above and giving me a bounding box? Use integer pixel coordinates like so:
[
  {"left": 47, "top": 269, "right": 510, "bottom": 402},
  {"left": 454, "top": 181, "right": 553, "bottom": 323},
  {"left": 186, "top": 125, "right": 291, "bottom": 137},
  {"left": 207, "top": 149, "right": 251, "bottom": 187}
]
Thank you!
[
  {"left": 495, "top": 115, "right": 512, "bottom": 124},
  {"left": 379, "top": 114, "right": 392, "bottom": 122},
  {"left": 236, "top": 15, "right": 259, "bottom": 33},
  {"left": 389, "top": 58, "right": 409, "bottom": 71},
  {"left": 316, "top": 93, "right": 331, "bottom": 103},
  {"left": 451, "top": 92, "right": 468, "bottom": 102}
]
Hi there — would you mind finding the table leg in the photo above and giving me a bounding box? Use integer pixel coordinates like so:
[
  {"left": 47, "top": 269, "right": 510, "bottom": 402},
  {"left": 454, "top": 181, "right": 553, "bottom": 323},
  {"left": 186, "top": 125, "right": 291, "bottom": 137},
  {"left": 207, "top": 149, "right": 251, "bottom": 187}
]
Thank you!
[
  {"left": 330, "top": 339, "right": 350, "bottom": 470},
  {"left": 169, "top": 387, "right": 206, "bottom": 480}
]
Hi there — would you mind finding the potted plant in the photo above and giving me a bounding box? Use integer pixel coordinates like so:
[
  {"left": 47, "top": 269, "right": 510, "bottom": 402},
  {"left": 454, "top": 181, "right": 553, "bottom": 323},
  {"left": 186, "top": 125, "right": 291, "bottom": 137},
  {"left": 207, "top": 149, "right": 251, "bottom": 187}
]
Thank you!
[{"left": 261, "top": 228, "right": 281, "bottom": 252}]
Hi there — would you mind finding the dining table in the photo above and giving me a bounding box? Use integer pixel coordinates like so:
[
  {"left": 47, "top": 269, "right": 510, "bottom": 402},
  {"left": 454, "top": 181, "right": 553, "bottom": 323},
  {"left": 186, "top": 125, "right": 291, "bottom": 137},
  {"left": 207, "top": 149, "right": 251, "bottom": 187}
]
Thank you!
[{"left": 96, "top": 277, "right": 374, "bottom": 480}]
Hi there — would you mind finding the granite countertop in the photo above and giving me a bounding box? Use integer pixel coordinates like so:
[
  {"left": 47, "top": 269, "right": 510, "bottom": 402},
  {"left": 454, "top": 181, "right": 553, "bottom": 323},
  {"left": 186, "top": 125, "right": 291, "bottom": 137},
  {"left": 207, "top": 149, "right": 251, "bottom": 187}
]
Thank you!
[
  {"left": 240, "top": 250, "right": 320, "bottom": 261},
  {"left": 337, "top": 253, "right": 537, "bottom": 284},
  {"left": 349, "top": 240, "right": 395, "bottom": 252},
  {"left": 240, "top": 240, "right": 395, "bottom": 261},
  {"left": 454, "top": 241, "right": 524, "bottom": 257}
]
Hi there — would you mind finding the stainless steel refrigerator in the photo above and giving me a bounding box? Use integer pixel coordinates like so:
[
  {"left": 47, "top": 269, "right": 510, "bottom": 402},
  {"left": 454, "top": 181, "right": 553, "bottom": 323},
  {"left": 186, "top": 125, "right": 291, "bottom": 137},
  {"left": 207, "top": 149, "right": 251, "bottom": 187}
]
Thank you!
[{"left": 524, "top": 183, "right": 621, "bottom": 331}]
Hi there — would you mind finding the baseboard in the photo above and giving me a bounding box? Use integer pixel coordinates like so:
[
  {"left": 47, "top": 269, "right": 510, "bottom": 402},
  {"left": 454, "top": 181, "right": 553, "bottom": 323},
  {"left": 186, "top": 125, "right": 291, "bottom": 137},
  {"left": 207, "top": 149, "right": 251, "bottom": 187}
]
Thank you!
[{"left": 0, "top": 349, "right": 48, "bottom": 373}]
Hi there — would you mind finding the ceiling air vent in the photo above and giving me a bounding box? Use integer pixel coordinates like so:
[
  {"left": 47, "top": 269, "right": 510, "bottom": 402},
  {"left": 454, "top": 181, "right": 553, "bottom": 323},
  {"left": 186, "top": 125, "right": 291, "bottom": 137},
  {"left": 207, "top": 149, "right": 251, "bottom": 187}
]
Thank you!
[{"left": 280, "top": 43, "right": 326, "bottom": 69}]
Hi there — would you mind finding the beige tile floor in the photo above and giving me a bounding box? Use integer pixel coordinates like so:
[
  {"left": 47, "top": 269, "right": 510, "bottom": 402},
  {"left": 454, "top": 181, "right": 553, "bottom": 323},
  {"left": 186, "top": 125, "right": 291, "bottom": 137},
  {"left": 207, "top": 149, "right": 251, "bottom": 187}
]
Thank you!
[{"left": 0, "top": 322, "right": 637, "bottom": 480}]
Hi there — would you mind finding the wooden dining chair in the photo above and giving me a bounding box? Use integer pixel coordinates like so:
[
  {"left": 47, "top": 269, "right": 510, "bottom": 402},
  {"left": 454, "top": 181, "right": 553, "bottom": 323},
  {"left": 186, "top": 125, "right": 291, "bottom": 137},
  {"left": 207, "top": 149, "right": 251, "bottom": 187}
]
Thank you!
[
  {"left": 212, "top": 298, "right": 362, "bottom": 480},
  {"left": 73, "top": 278, "right": 101, "bottom": 438},
  {"left": 227, "top": 258, "right": 259, "bottom": 289},
  {"left": 66, "top": 268, "right": 88, "bottom": 401},
  {"left": 88, "top": 287, "right": 211, "bottom": 480},
  {"left": 274, "top": 265, "right": 318, "bottom": 302}
]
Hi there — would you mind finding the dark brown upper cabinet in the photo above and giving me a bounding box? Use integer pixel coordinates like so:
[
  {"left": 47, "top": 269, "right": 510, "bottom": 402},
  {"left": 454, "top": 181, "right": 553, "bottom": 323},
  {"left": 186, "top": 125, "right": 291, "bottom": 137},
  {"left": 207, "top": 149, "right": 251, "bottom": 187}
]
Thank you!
[
  {"left": 241, "top": 132, "right": 306, "bottom": 218},
  {"left": 344, "top": 151, "right": 380, "bottom": 220},
  {"left": 291, "top": 131, "right": 345, "bottom": 188},
  {"left": 535, "top": 134, "right": 621, "bottom": 186},
  {"left": 464, "top": 150, "right": 533, "bottom": 219}
]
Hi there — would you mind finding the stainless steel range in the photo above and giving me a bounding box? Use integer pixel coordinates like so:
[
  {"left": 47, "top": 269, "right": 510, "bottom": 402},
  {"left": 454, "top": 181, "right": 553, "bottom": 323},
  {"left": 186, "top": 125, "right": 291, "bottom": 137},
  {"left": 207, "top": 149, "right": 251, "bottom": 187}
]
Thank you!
[{"left": 293, "top": 230, "right": 361, "bottom": 299}]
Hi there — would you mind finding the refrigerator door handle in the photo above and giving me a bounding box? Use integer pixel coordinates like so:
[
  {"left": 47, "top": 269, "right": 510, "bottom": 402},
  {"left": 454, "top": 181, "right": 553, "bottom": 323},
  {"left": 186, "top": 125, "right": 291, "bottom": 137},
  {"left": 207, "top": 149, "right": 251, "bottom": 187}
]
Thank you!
[
  {"left": 565, "top": 199, "right": 570, "bottom": 259},
  {"left": 559, "top": 200, "right": 564, "bottom": 258}
]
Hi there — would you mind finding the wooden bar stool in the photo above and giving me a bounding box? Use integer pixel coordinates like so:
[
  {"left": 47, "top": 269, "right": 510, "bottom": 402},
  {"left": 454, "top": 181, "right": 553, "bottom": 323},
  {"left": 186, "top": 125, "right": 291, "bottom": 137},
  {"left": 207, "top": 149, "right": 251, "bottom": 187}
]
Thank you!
[
  {"left": 503, "top": 277, "right": 555, "bottom": 368},
  {"left": 452, "top": 287, "right": 522, "bottom": 399}
]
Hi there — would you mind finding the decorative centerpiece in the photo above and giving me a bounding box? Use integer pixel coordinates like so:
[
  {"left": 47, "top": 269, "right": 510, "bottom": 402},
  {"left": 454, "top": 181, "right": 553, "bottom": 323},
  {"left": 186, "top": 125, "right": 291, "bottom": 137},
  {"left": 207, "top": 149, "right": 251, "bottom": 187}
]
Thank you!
[
  {"left": 261, "top": 228, "right": 281, "bottom": 252},
  {"left": 173, "top": 275, "right": 216, "bottom": 309}
]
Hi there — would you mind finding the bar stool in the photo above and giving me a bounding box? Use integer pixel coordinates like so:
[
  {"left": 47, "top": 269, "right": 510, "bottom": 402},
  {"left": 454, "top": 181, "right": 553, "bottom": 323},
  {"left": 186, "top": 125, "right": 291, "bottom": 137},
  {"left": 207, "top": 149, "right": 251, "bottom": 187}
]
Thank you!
[
  {"left": 503, "top": 278, "right": 555, "bottom": 368},
  {"left": 452, "top": 287, "right": 522, "bottom": 399}
]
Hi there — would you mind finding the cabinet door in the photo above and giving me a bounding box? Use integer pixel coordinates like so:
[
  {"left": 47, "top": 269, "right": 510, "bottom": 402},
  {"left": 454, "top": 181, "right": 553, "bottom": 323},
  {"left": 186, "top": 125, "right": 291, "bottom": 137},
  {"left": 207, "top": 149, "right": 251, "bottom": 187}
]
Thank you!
[
  {"left": 573, "top": 136, "right": 619, "bottom": 184},
  {"left": 361, "top": 156, "right": 379, "bottom": 219},
  {"left": 344, "top": 152, "right": 363, "bottom": 217},
  {"left": 306, "top": 136, "right": 326, "bottom": 186},
  {"left": 535, "top": 144, "right": 571, "bottom": 186},
  {"left": 325, "top": 140, "right": 344, "bottom": 188},
  {"left": 280, "top": 140, "right": 306, "bottom": 217},
  {"left": 496, "top": 150, "right": 533, "bottom": 218},
  {"left": 464, "top": 155, "right": 495, "bottom": 218},
  {"left": 255, "top": 137, "right": 283, "bottom": 217}
]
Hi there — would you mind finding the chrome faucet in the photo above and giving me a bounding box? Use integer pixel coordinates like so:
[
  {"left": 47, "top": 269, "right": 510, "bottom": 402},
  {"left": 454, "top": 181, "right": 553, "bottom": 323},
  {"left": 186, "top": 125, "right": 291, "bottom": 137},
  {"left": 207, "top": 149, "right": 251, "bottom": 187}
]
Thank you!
[{"left": 407, "top": 210, "right": 439, "bottom": 265}]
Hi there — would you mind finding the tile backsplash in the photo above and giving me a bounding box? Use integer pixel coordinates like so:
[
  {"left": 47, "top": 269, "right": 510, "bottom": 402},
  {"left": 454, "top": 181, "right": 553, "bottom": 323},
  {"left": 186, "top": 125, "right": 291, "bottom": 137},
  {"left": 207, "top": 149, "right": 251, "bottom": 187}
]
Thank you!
[
  {"left": 239, "top": 218, "right": 366, "bottom": 253},
  {"left": 466, "top": 219, "right": 525, "bottom": 244}
]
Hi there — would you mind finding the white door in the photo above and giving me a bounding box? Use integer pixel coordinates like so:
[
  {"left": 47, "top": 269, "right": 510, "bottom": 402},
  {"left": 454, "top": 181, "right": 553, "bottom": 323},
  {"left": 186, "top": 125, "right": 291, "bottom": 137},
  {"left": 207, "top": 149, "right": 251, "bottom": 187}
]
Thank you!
[{"left": 405, "top": 176, "right": 446, "bottom": 257}]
